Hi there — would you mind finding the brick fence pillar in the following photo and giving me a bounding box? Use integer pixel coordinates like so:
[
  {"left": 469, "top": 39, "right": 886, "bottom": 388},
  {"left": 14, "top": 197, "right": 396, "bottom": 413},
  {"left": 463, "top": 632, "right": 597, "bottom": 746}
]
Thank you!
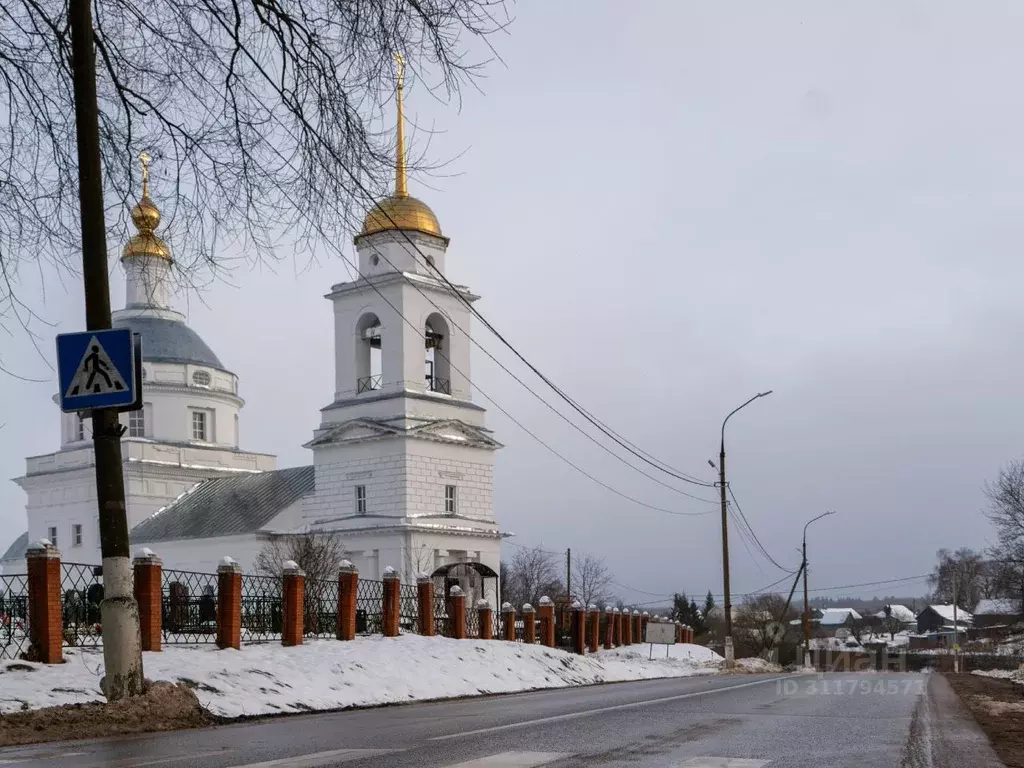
[
  {"left": 449, "top": 586, "right": 466, "bottom": 639},
  {"left": 603, "top": 606, "right": 614, "bottom": 650},
  {"left": 641, "top": 611, "right": 649, "bottom": 643},
  {"left": 282, "top": 561, "right": 304, "bottom": 647},
  {"left": 133, "top": 549, "right": 162, "bottom": 652},
  {"left": 477, "top": 600, "right": 493, "bottom": 640},
  {"left": 623, "top": 608, "right": 633, "bottom": 645},
  {"left": 571, "top": 602, "right": 585, "bottom": 655},
  {"left": 382, "top": 567, "right": 400, "bottom": 638},
  {"left": 538, "top": 596, "right": 555, "bottom": 648},
  {"left": 337, "top": 561, "right": 358, "bottom": 641},
  {"left": 522, "top": 604, "right": 536, "bottom": 644},
  {"left": 417, "top": 574, "right": 435, "bottom": 636},
  {"left": 588, "top": 604, "right": 599, "bottom": 653},
  {"left": 216, "top": 556, "right": 242, "bottom": 650},
  {"left": 502, "top": 603, "right": 516, "bottom": 641},
  {"left": 633, "top": 611, "right": 642, "bottom": 644},
  {"left": 26, "top": 540, "right": 61, "bottom": 664},
  {"left": 613, "top": 608, "right": 622, "bottom": 647}
]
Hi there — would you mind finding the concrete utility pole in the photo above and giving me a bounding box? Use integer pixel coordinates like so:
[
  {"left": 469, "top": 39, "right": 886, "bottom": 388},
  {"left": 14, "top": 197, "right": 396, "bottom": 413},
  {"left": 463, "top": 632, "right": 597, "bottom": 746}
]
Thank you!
[
  {"left": 68, "top": 0, "right": 144, "bottom": 700},
  {"left": 802, "top": 511, "right": 835, "bottom": 668},
  {"left": 717, "top": 391, "right": 772, "bottom": 665}
]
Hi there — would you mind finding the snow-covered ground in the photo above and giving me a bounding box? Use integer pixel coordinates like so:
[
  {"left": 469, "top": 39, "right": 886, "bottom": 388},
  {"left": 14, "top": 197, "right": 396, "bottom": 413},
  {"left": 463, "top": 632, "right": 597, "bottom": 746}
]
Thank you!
[
  {"left": 0, "top": 637, "right": 727, "bottom": 718},
  {"left": 973, "top": 666, "right": 1024, "bottom": 684}
]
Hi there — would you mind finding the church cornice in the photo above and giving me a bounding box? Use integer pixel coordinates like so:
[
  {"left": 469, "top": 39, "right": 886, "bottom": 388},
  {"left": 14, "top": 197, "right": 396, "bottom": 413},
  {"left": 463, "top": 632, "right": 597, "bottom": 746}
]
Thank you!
[
  {"left": 142, "top": 380, "right": 244, "bottom": 407},
  {"left": 304, "top": 416, "right": 502, "bottom": 451},
  {"left": 322, "top": 388, "right": 485, "bottom": 414},
  {"left": 325, "top": 270, "right": 479, "bottom": 303},
  {"left": 307, "top": 521, "right": 505, "bottom": 539}
]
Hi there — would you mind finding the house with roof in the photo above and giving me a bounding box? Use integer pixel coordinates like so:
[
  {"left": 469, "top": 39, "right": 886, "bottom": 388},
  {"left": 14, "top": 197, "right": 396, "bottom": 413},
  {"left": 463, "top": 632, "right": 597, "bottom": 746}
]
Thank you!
[
  {"left": 972, "top": 598, "right": 1023, "bottom": 630},
  {"left": 916, "top": 604, "right": 972, "bottom": 635},
  {"left": 873, "top": 604, "right": 917, "bottom": 628}
]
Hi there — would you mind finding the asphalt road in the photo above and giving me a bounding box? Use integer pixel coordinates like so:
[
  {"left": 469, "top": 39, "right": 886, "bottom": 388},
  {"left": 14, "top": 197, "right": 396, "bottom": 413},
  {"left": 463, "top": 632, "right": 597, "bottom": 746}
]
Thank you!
[{"left": 0, "top": 672, "right": 993, "bottom": 767}]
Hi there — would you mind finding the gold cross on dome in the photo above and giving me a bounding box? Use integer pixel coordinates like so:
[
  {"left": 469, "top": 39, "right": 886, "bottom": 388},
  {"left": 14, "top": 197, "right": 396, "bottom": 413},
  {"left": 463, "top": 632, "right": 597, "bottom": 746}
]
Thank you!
[{"left": 139, "top": 151, "right": 152, "bottom": 196}]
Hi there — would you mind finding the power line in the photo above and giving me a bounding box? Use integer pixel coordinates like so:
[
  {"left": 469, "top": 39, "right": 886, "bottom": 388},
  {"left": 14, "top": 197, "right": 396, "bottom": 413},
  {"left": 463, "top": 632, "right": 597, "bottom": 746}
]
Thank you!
[
  {"left": 202, "top": 75, "right": 722, "bottom": 520},
  {"left": 220, "top": 35, "right": 716, "bottom": 490},
  {"left": 727, "top": 486, "right": 798, "bottom": 574}
]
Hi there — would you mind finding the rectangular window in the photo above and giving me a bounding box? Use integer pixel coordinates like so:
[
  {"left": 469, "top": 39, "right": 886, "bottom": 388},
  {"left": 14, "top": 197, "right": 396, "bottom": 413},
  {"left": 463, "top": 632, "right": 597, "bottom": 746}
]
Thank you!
[
  {"left": 444, "top": 485, "right": 457, "bottom": 514},
  {"left": 72, "top": 524, "right": 83, "bottom": 547},
  {"left": 128, "top": 407, "right": 146, "bottom": 438},
  {"left": 355, "top": 485, "right": 367, "bottom": 515},
  {"left": 47, "top": 526, "right": 57, "bottom": 547},
  {"left": 191, "top": 410, "right": 207, "bottom": 441}
]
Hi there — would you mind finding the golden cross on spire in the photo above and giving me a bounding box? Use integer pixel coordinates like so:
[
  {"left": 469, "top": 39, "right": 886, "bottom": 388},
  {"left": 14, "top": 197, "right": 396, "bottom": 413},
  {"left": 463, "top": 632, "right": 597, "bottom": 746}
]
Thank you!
[
  {"left": 394, "top": 53, "right": 408, "bottom": 198},
  {"left": 139, "top": 150, "right": 152, "bottom": 198}
]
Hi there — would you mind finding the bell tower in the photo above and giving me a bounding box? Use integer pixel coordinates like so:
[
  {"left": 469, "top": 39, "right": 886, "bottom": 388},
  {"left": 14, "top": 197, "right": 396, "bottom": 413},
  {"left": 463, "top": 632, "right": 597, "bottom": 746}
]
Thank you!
[{"left": 303, "top": 54, "right": 503, "bottom": 590}]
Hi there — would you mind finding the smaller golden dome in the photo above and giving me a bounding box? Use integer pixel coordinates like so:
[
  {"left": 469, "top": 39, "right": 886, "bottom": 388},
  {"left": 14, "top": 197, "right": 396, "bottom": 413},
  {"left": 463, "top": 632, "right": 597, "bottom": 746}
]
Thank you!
[
  {"left": 131, "top": 196, "right": 161, "bottom": 232},
  {"left": 124, "top": 231, "right": 170, "bottom": 260},
  {"left": 359, "top": 194, "right": 444, "bottom": 240}
]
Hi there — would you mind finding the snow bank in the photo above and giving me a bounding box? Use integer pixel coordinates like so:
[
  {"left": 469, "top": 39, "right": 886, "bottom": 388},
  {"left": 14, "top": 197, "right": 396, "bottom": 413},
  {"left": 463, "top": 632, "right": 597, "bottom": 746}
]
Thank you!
[
  {"left": 973, "top": 667, "right": 1024, "bottom": 684},
  {"left": 0, "top": 636, "right": 728, "bottom": 718},
  {"left": 598, "top": 643, "right": 722, "bottom": 664}
]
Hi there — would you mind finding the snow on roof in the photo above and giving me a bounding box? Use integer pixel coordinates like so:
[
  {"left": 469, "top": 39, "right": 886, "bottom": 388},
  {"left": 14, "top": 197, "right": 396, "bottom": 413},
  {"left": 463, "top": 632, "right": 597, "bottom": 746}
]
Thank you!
[
  {"left": 819, "top": 608, "right": 862, "bottom": 625},
  {"left": 925, "top": 604, "right": 973, "bottom": 623},
  {"left": 974, "top": 598, "right": 1022, "bottom": 616},
  {"left": 872, "top": 605, "right": 916, "bottom": 622}
]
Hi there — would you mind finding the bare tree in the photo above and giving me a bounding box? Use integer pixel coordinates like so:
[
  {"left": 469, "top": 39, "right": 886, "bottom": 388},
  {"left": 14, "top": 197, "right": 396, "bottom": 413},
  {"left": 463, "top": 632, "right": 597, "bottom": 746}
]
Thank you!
[
  {"left": 985, "top": 460, "right": 1024, "bottom": 606},
  {"left": 503, "top": 546, "right": 563, "bottom": 609},
  {"left": 928, "top": 548, "right": 986, "bottom": 610},
  {"left": 880, "top": 607, "right": 903, "bottom": 641},
  {"left": 254, "top": 531, "right": 348, "bottom": 584},
  {"left": 0, "top": 0, "right": 509, "bottom": 340},
  {"left": 733, "top": 593, "right": 796, "bottom": 658},
  {"left": 404, "top": 542, "right": 438, "bottom": 583},
  {"left": 571, "top": 552, "right": 613, "bottom": 607}
]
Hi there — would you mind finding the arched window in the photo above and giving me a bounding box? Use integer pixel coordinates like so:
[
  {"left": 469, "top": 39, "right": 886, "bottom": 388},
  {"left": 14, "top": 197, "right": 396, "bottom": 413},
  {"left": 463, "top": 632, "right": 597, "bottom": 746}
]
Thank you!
[
  {"left": 356, "top": 312, "right": 383, "bottom": 393},
  {"left": 424, "top": 313, "right": 451, "bottom": 394}
]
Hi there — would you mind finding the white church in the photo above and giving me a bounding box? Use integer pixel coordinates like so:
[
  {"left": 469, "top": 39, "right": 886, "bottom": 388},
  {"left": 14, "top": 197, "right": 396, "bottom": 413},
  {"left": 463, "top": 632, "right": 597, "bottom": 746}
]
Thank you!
[{"left": 2, "top": 78, "right": 505, "bottom": 604}]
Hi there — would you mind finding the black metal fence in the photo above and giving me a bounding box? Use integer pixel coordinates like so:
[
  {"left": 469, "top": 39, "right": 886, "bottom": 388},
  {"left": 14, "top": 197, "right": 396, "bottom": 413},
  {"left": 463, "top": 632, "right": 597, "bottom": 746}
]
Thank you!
[
  {"left": 399, "top": 582, "right": 418, "bottom": 633},
  {"left": 355, "top": 578, "right": 384, "bottom": 635},
  {"left": 61, "top": 562, "right": 104, "bottom": 649},
  {"left": 241, "top": 574, "right": 283, "bottom": 643},
  {"left": 304, "top": 578, "right": 338, "bottom": 639},
  {"left": 0, "top": 574, "right": 28, "bottom": 659},
  {"left": 162, "top": 569, "right": 218, "bottom": 644}
]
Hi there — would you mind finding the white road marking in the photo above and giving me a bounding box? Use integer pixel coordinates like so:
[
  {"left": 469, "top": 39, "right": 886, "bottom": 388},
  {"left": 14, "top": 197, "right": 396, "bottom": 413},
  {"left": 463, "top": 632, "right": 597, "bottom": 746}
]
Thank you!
[
  {"left": 0, "top": 753, "right": 85, "bottom": 765},
  {"left": 445, "top": 754, "right": 571, "bottom": 767},
  {"left": 678, "top": 760, "right": 770, "bottom": 767},
  {"left": 118, "top": 751, "right": 228, "bottom": 767},
  {"left": 220, "top": 749, "right": 399, "bottom": 767},
  {"left": 429, "top": 676, "right": 786, "bottom": 741}
]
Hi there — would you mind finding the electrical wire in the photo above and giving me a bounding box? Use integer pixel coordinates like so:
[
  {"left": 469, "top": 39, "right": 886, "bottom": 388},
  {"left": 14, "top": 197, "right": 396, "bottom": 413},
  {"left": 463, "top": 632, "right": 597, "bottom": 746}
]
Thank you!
[
  {"left": 727, "top": 486, "right": 798, "bottom": 574},
  {"left": 211, "top": 31, "right": 717, "bottom": 490}
]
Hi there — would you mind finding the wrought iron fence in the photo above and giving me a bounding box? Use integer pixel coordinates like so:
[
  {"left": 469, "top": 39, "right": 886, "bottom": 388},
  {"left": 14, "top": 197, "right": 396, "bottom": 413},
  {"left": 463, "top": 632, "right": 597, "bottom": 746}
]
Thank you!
[
  {"left": 0, "top": 574, "right": 28, "bottom": 659},
  {"left": 433, "top": 594, "right": 449, "bottom": 637},
  {"left": 162, "top": 569, "right": 218, "bottom": 644},
  {"left": 241, "top": 574, "right": 282, "bottom": 643},
  {"left": 304, "top": 578, "right": 338, "bottom": 639},
  {"left": 61, "top": 563, "right": 104, "bottom": 649},
  {"left": 355, "top": 579, "right": 384, "bottom": 635},
  {"left": 399, "top": 582, "right": 419, "bottom": 634},
  {"left": 426, "top": 376, "right": 451, "bottom": 394}
]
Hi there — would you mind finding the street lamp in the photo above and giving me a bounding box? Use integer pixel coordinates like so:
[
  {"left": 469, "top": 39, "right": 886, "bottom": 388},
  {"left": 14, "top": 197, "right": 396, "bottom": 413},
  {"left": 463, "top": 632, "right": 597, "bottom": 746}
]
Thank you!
[
  {"left": 717, "top": 390, "right": 772, "bottom": 665},
  {"left": 802, "top": 510, "right": 836, "bottom": 665}
]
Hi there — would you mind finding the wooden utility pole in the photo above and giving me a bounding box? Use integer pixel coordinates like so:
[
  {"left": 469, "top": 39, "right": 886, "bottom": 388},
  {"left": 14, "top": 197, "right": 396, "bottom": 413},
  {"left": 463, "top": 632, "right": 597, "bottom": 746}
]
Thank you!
[
  {"left": 566, "top": 548, "right": 572, "bottom": 602},
  {"left": 68, "top": 0, "right": 144, "bottom": 700}
]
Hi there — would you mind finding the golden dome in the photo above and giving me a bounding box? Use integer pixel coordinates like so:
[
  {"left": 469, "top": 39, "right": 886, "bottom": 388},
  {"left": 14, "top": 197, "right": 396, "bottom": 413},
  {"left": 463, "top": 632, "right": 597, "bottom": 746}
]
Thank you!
[
  {"left": 360, "top": 194, "right": 443, "bottom": 239},
  {"left": 123, "top": 151, "right": 171, "bottom": 261},
  {"left": 356, "top": 53, "right": 447, "bottom": 244}
]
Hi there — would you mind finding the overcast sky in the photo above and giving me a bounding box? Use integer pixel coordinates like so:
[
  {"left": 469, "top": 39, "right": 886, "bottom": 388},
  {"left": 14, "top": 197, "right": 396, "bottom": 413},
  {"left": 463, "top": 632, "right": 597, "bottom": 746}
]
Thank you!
[{"left": 4, "top": 1, "right": 1024, "bottom": 605}]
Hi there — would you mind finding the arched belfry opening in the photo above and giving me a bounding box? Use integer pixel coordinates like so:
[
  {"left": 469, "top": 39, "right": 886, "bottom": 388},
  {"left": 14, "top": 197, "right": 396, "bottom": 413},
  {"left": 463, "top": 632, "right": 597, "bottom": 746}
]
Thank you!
[
  {"left": 424, "top": 313, "right": 451, "bottom": 394},
  {"left": 356, "top": 312, "right": 383, "bottom": 392}
]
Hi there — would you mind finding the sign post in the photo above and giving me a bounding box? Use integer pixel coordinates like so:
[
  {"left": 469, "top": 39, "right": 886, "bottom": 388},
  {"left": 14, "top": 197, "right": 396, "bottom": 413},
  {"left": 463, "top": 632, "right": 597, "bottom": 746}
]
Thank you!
[{"left": 645, "top": 620, "right": 676, "bottom": 660}]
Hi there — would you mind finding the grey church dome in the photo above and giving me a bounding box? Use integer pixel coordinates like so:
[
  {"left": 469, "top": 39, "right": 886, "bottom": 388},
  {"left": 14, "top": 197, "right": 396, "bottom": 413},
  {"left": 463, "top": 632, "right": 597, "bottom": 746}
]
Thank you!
[{"left": 112, "top": 315, "right": 227, "bottom": 371}]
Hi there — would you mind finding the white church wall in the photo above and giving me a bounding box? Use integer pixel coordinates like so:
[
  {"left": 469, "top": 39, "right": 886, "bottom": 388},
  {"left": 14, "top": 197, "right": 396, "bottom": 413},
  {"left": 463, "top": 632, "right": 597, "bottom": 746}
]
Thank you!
[
  {"left": 137, "top": 533, "right": 268, "bottom": 575},
  {"left": 405, "top": 440, "right": 496, "bottom": 522},
  {"left": 304, "top": 440, "right": 408, "bottom": 523}
]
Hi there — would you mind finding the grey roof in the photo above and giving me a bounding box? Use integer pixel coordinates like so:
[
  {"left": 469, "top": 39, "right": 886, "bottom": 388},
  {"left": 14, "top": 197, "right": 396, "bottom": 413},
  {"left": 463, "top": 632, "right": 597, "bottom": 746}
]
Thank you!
[
  {"left": 130, "top": 466, "right": 314, "bottom": 543},
  {"left": 0, "top": 532, "right": 28, "bottom": 563},
  {"left": 112, "top": 315, "right": 226, "bottom": 370}
]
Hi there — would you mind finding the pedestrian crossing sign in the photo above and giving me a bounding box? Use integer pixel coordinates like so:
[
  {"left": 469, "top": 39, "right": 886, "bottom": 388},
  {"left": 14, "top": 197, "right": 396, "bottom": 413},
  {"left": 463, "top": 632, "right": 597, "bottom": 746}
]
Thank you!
[{"left": 56, "top": 328, "right": 138, "bottom": 412}]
